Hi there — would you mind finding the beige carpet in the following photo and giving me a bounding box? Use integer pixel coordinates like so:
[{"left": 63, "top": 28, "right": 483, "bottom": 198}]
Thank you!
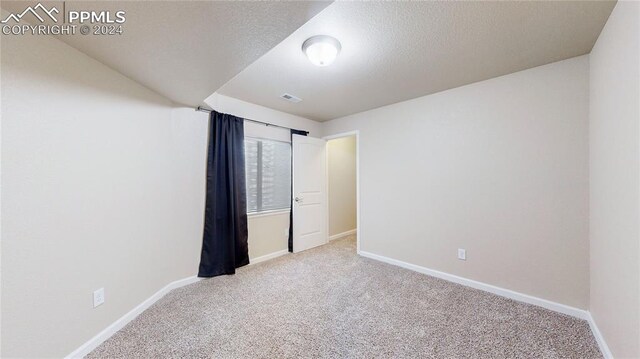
[{"left": 88, "top": 236, "right": 601, "bottom": 358}]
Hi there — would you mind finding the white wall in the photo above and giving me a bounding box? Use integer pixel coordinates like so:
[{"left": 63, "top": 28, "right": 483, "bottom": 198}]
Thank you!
[
  {"left": 1, "top": 28, "right": 208, "bottom": 357},
  {"left": 589, "top": 2, "right": 640, "bottom": 357},
  {"left": 323, "top": 56, "right": 590, "bottom": 309},
  {"left": 247, "top": 212, "right": 289, "bottom": 259},
  {"left": 327, "top": 136, "right": 357, "bottom": 237},
  {"left": 205, "top": 93, "right": 322, "bottom": 137},
  {"left": 205, "top": 93, "right": 322, "bottom": 259}
]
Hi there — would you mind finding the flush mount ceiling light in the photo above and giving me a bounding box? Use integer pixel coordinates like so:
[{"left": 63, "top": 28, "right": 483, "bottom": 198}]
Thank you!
[{"left": 302, "top": 35, "right": 341, "bottom": 67}]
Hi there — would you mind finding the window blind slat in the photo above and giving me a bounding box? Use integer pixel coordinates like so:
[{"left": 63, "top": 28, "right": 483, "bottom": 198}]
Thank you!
[{"left": 244, "top": 137, "right": 291, "bottom": 213}]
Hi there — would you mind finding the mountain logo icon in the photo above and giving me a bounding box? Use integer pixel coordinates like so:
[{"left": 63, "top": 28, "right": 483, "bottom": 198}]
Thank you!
[{"left": 1, "top": 3, "right": 59, "bottom": 23}]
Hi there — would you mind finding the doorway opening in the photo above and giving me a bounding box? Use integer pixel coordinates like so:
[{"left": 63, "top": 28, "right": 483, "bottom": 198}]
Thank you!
[{"left": 325, "top": 131, "right": 359, "bottom": 253}]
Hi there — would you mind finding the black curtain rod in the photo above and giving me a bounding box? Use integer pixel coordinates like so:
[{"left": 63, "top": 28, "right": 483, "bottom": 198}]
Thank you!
[{"left": 196, "top": 106, "right": 308, "bottom": 134}]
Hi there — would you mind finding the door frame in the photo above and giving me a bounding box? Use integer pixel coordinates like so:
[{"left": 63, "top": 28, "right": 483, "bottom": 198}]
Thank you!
[{"left": 323, "top": 130, "right": 361, "bottom": 254}]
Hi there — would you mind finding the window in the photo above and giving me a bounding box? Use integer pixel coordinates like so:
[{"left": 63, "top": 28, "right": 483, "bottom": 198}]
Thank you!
[{"left": 245, "top": 137, "right": 291, "bottom": 213}]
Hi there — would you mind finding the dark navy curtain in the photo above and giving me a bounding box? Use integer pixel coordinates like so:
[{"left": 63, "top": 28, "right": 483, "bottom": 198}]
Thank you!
[
  {"left": 198, "top": 111, "right": 250, "bottom": 277},
  {"left": 288, "top": 129, "right": 309, "bottom": 252}
]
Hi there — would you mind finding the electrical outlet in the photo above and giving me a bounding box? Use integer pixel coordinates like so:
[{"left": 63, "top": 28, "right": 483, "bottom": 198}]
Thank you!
[
  {"left": 457, "top": 249, "right": 466, "bottom": 261},
  {"left": 93, "top": 288, "right": 105, "bottom": 308}
]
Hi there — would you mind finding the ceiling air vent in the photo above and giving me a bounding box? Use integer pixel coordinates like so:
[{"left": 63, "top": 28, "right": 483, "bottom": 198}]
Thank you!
[{"left": 280, "top": 93, "right": 302, "bottom": 103}]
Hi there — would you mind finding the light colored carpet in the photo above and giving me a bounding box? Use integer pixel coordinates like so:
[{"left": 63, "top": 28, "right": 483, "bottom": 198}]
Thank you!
[{"left": 88, "top": 236, "right": 601, "bottom": 358}]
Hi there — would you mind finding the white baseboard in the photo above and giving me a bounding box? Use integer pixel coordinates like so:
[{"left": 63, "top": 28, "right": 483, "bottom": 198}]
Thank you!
[
  {"left": 329, "top": 229, "right": 357, "bottom": 241},
  {"left": 250, "top": 249, "right": 288, "bottom": 264},
  {"left": 67, "top": 250, "right": 288, "bottom": 358},
  {"left": 65, "top": 276, "right": 201, "bottom": 358},
  {"left": 358, "top": 250, "right": 614, "bottom": 357},
  {"left": 586, "top": 313, "right": 613, "bottom": 359},
  {"left": 358, "top": 250, "right": 588, "bottom": 318},
  {"left": 66, "top": 250, "right": 612, "bottom": 359}
]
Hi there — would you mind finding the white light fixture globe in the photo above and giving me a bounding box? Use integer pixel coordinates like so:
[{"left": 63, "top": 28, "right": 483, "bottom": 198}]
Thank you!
[{"left": 302, "top": 35, "right": 341, "bottom": 67}]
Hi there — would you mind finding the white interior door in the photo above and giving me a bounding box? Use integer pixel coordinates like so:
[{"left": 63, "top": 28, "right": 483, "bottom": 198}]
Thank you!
[{"left": 292, "top": 135, "right": 327, "bottom": 253}]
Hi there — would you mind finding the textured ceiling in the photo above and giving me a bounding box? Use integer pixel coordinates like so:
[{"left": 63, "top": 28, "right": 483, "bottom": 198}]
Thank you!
[
  {"left": 218, "top": 1, "right": 616, "bottom": 121},
  {"left": 0, "top": 1, "right": 332, "bottom": 106}
]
